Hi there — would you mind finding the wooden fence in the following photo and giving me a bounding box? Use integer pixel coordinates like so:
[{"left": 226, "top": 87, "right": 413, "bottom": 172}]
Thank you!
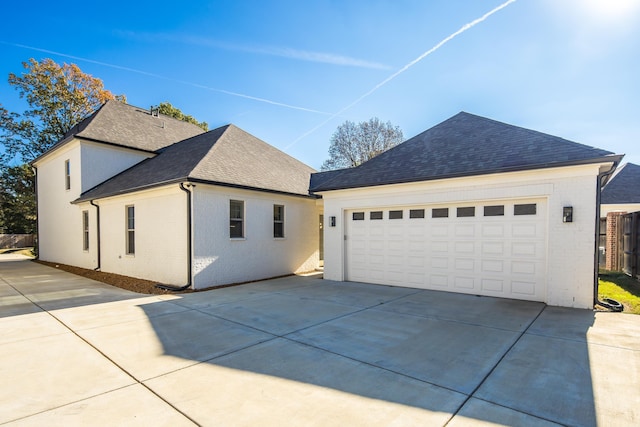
[
  {"left": 0, "top": 234, "right": 36, "bottom": 249},
  {"left": 623, "top": 212, "right": 640, "bottom": 279}
]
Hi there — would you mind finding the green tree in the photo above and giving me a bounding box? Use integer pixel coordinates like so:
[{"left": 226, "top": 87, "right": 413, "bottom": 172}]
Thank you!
[
  {"left": 0, "top": 165, "right": 36, "bottom": 233},
  {"left": 321, "top": 118, "right": 403, "bottom": 171},
  {"left": 1, "top": 58, "right": 125, "bottom": 164},
  {"left": 158, "top": 101, "right": 208, "bottom": 131}
]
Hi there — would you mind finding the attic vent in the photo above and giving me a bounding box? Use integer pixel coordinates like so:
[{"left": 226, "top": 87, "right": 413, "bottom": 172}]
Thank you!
[{"left": 150, "top": 105, "right": 160, "bottom": 117}]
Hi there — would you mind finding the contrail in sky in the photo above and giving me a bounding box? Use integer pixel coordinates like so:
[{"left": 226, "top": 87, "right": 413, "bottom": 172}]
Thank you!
[
  {"left": 285, "top": 0, "right": 518, "bottom": 149},
  {"left": 0, "top": 41, "right": 335, "bottom": 116}
]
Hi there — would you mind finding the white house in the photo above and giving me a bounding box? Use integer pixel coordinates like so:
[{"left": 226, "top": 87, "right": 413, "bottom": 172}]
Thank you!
[
  {"left": 310, "top": 112, "right": 622, "bottom": 309},
  {"left": 33, "top": 101, "right": 320, "bottom": 289},
  {"left": 34, "top": 104, "right": 622, "bottom": 308}
]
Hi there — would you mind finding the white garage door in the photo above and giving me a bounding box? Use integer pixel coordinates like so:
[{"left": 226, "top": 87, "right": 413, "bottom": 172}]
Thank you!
[{"left": 345, "top": 199, "right": 547, "bottom": 302}]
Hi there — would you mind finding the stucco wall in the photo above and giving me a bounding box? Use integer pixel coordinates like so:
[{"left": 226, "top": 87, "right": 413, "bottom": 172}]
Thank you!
[
  {"left": 319, "top": 164, "right": 604, "bottom": 309},
  {"left": 34, "top": 139, "right": 156, "bottom": 269},
  {"left": 97, "top": 186, "right": 188, "bottom": 285},
  {"left": 192, "top": 185, "right": 320, "bottom": 289}
]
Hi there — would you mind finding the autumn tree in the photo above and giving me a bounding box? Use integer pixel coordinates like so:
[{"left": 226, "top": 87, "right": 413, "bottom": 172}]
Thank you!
[
  {"left": 158, "top": 101, "right": 208, "bottom": 131},
  {"left": 321, "top": 118, "right": 403, "bottom": 171},
  {"left": 0, "top": 58, "right": 125, "bottom": 234},
  {"left": 0, "top": 58, "right": 125, "bottom": 164}
]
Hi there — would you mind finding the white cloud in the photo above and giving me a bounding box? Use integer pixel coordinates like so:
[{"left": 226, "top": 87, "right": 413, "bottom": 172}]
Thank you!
[{"left": 114, "top": 30, "right": 391, "bottom": 70}]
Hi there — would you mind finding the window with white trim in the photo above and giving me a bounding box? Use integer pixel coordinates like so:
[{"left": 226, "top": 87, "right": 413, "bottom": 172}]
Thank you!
[
  {"left": 230, "top": 200, "right": 244, "bottom": 238},
  {"left": 126, "top": 205, "right": 135, "bottom": 255},
  {"left": 273, "top": 204, "right": 284, "bottom": 238},
  {"left": 82, "top": 210, "right": 89, "bottom": 251}
]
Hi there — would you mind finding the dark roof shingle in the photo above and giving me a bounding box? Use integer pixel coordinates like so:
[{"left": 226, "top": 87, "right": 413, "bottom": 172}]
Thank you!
[
  {"left": 76, "top": 124, "right": 316, "bottom": 201},
  {"left": 40, "top": 101, "right": 205, "bottom": 160},
  {"left": 311, "top": 112, "right": 619, "bottom": 192},
  {"left": 601, "top": 163, "right": 640, "bottom": 204}
]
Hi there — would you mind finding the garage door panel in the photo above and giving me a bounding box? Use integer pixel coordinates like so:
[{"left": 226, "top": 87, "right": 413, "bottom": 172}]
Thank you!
[
  {"left": 455, "top": 224, "right": 476, "bottom": 237},
  {"left": 345, "top": 200, "right": 547, "bottom": 302},
  {"left": 454, "top": 276, "right": 475, "bottom": 290},
  {"left": 482, "top": 224, "right": 505, "bottom": 237},
  {"left": 481, "top": 278, "right": 504, "bottom": 292},
  {"left": 482, "top": 241, "right": 505, "bottom": 255},
  {"left": 482, "top": 260, "right": 504, "bottom": 273}
]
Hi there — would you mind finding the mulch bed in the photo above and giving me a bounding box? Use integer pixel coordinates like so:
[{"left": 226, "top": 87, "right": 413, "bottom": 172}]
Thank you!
[{"left": 35, "top": 260, "right": 181, "bottom": 295}]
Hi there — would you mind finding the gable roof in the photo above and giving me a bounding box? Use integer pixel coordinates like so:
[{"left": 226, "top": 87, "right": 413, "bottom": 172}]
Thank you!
[
  {"left": 601, "top": 163, "right": 640, "bottom": 204},
  {"left": 34, "top": 101, "right": 205, "bottom": 163},
  {"left": 75, "top": 124, "right": 316, "bottom": 202},
  {"left": 310, "top": 112, "right": 621, "bottom": 192}
]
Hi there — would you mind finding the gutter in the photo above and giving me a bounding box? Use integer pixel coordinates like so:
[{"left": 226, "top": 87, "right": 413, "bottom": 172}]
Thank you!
[
  {"left": 156, "top": 183, "right": 194, "bottom": 291},
  {"left": 594, "top": 159, "right": 621, "bottom": 308},
  {"left": 89, "top": 200, "right": 101, "bottom": 271},
  {"left": 32, "top": 166, "right": 39, "bottom": 259}
]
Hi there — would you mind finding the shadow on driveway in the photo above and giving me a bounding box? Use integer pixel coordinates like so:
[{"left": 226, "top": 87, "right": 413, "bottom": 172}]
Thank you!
[{"left": 4, "top": 259, "right": 639, "bottom": 425}]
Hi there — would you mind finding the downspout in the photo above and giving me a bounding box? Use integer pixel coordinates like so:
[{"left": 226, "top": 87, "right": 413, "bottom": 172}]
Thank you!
[
  {"left": 156, "top": 182, "right": 193, "bottom": 291},
  {"left": 594, "top": 160, "right": 620, "bottom": 309},
  {"left": 89, "top": 200, "right": 101, "bottom": 271},
  {"left": 32, "top": 166, "right": 39, "bottom": 259}
]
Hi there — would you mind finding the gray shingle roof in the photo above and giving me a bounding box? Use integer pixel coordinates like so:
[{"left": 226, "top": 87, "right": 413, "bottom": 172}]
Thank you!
[
  {"left": 601, "top": 163, "right": 640, "bottom": 204},
  {"left": 48, "top": 100, "right": 205, "bottom": 157},
  {"left": 310, "top": 112, "right": 619, "bottom": 192},
  {"left": 75, "top": 124, "right": 316, "bottom": 202}
]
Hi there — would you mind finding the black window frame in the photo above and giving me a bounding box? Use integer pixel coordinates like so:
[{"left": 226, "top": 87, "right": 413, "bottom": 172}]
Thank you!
[
  {"left": 484, "top": 205, "right": 505, "bottom": 217},
  {"left": 514, "top": 203, "right": 537, "bottom": 216},
  {"left": 457, "top": 207, "right": 475, "bottom": 217},
  {"left": 273, "top": 204, "right": 284, "bottom": 238},
  {"left": 432, "top": 208, "right": 449, "bottom": 218},
  {"left": 409, "top": 209, "right": 425, "bottom": 219},
  {"left": 352, "top": 212, "right": 365, "bottom": 221},
  {"left": 370, "top": 211, "right": 383, "bottom": 220},
  {"left": 389, "top": 210, "right": 403, "bottom": 220}
]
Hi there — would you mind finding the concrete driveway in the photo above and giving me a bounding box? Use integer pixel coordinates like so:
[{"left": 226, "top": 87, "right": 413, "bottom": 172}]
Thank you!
[{"left": 1, "top": 258, "right": 639, "bottom": 426}]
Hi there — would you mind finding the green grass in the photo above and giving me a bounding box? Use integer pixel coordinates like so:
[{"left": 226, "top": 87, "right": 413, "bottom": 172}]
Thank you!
[{"left": 599, "top": 271, "right": 640, "bottom": 314}]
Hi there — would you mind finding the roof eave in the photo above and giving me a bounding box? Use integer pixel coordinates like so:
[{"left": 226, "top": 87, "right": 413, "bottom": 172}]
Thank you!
[
  {"left": 73, "top": 177, "right": 316, "bottom": 204},
  {"left": 311, "top": 155, "right": 624, "bottom": 193}
]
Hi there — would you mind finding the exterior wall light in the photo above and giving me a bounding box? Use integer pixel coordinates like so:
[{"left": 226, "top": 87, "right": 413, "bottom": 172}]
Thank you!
[
  {"left": 330, "top": 216, "right": 336, "bottom": 227},
  {"left": 563, "top": 206, "right": 573, "bottom": 223}
]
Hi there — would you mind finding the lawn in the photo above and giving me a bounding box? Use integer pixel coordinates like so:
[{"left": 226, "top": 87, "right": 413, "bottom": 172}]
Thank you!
[{"left": 598, "top": 271, "right": 640, "bottom": 314}]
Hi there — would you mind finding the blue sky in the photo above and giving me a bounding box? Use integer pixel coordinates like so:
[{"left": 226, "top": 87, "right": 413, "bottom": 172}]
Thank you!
[{"left": 1, "top": 0, "right": 639, "bottom": 170}]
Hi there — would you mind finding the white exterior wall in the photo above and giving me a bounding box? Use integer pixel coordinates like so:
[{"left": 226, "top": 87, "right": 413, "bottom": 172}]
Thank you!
[
  {"left": 98, "top": 186, "right": 188, "bottom": 284},
  {"left": 34, "top": 138, "right": 155, "bottom": 269},
  {"left": 80, "top": 141, "right": 153, "bottom": 191},
  {"left": 35, "top": 140, "right": 94, "bottom": 268},
  {"left": 192, "top": 185, "right": 320, "bottom": 289},
  {"left": 319, "top": 164, "right": 604, "bottom": 309}
]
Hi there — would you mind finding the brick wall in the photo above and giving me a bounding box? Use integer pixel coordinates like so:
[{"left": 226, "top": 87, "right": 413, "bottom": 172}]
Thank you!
[{"left": 605, "top": 211, "right": 625, "bottom": 271}]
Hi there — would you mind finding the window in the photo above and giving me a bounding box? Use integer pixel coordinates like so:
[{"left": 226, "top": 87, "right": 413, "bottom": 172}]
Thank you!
[
  {"left": 410, "top": 209, "right": 425, "bottom": 219},
  {"left": 370, "top": 211, "right": 383, "bottom": 220},
  {"left": 514, "top": 203, "right": 537, "bottom": 215},
  {"left": 389, "top": 210, "right": 403, "bottom": 219},
  {"left": 352, "top": 212, "right": 365, "bottom": 221},
  {"left": 230, "top": 200, "right": 244, "bottom": 238},
  {"left": 484, "top": 205, "right": 504, "bottom": 216},
  {"left": 125, "top": 205, "right": 135, "bottom": 255},
  {"left": 432, "top": 208, "right": 449, "bottom": 218},
  {"left": 64, "top": 160, "right": 71, "bottom": 190},
  {"left": 457, "top": 207, "right": 475, "bottom": 217},
  {"left": 82, "top": 210, "right": 89, "bottom": 251},
  {"left": 274, "top": 204, "right": 284, "bottom": 238}
]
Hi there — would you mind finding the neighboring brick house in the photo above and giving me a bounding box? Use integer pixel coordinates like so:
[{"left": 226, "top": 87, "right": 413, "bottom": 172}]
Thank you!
[{"left": 599, "top": 163, "right": 640, "bottom": 270}]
